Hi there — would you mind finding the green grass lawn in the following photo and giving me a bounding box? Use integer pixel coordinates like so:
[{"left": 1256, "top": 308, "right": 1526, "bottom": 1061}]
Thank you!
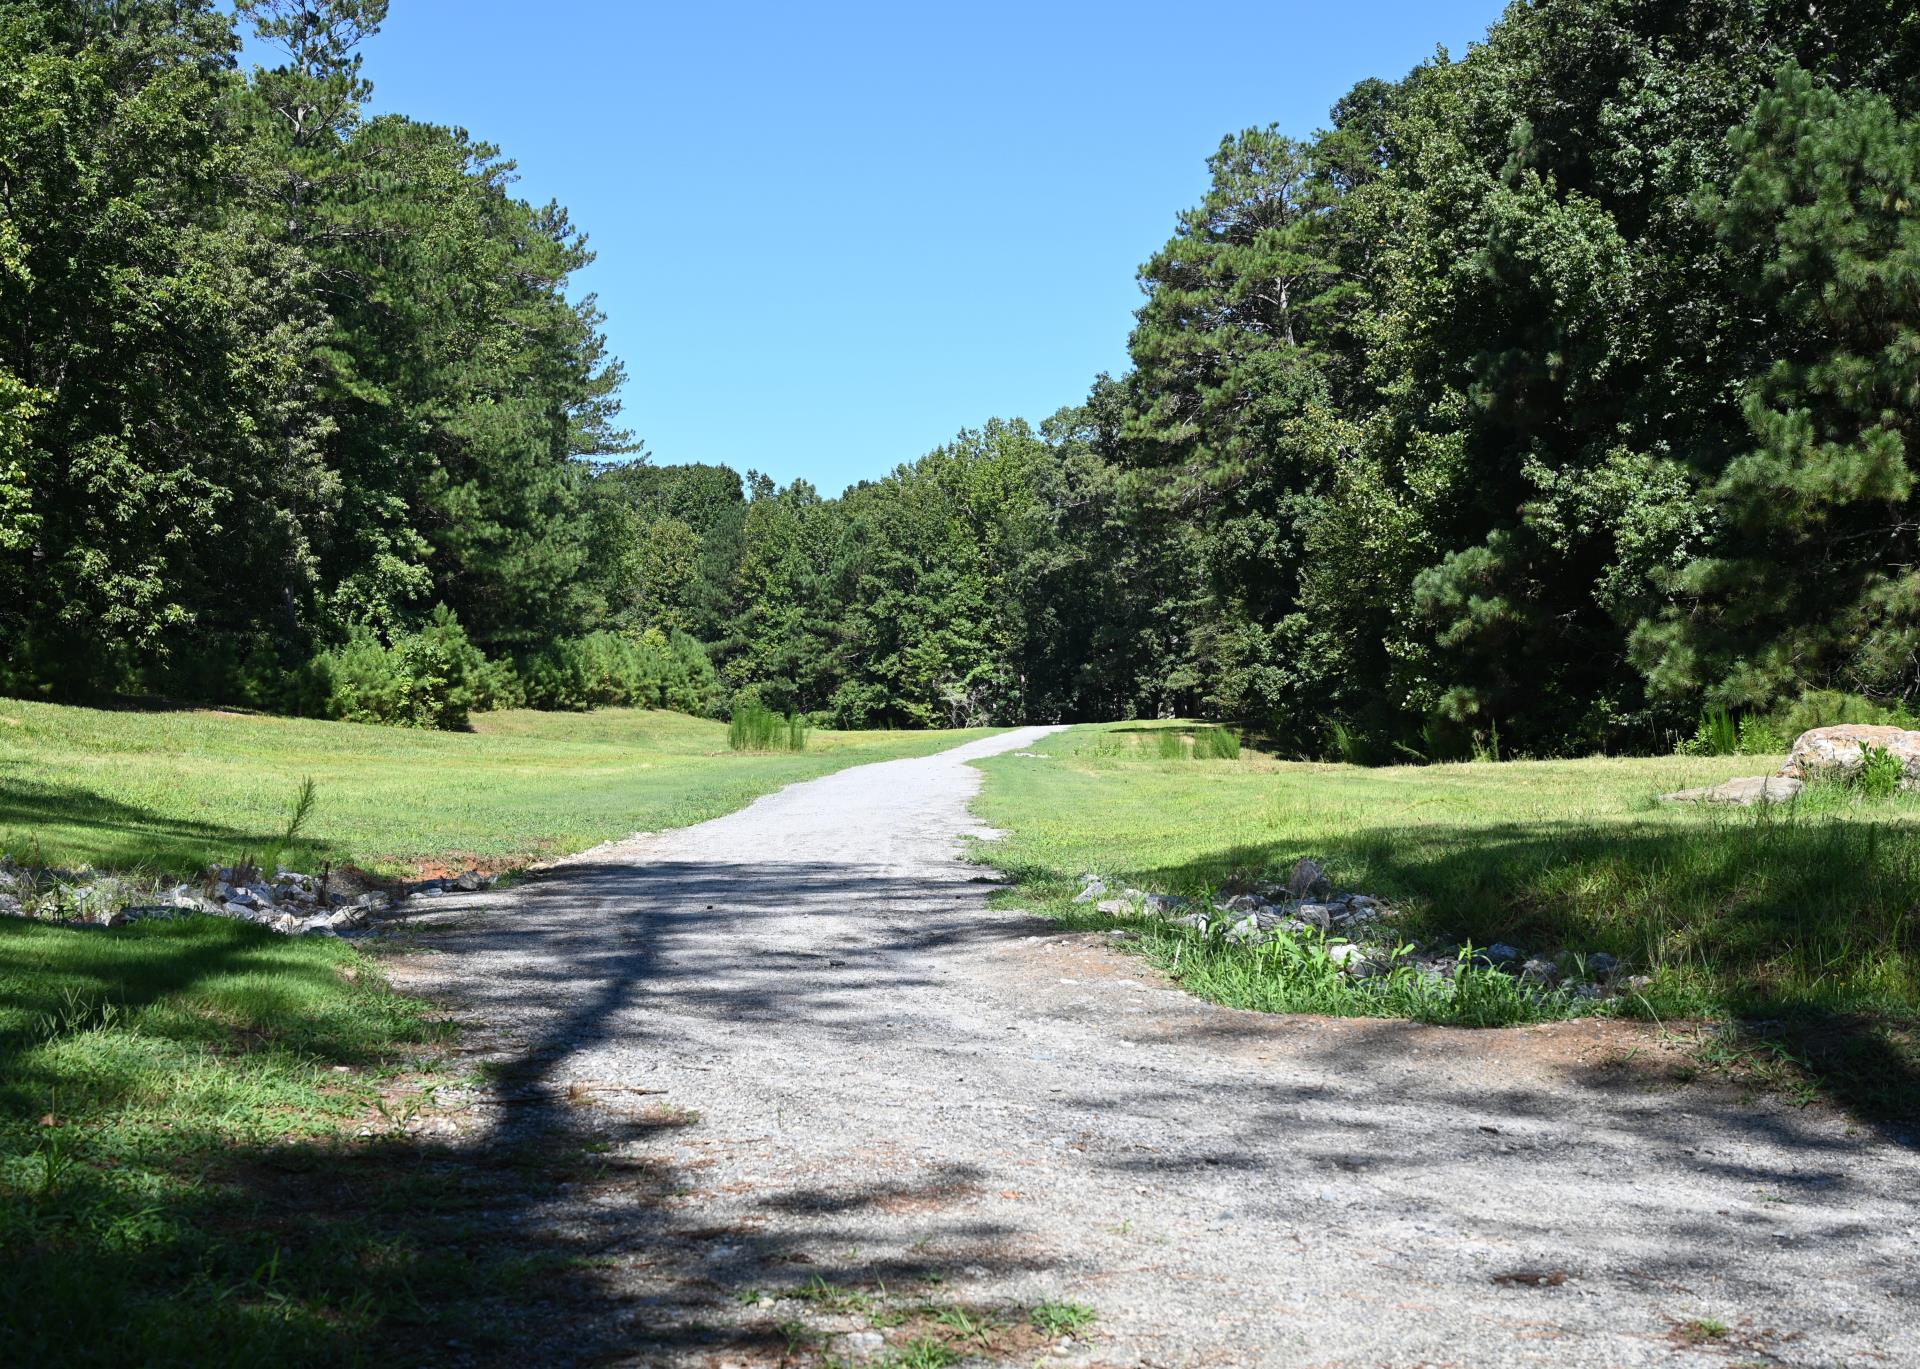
[
  {"left": 972, "top": 723, "right": 1920, "bottom": 1122},
  {"left": 0, "top": 701, "right": 1002, "bottom": 1366},
  {"left": 0, "top": 699, "right": 1000, "bottom": 876}
]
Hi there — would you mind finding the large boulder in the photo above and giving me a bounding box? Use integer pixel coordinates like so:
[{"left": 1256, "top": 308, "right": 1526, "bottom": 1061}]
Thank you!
[{"left": 1780, "top": 724, "right": 1920, "bottom": 789}]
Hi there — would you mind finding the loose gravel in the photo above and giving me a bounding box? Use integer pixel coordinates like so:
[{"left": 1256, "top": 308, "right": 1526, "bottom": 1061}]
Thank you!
[{"left": 391, "top": 726, "right": 1920, "bottom": 1368}]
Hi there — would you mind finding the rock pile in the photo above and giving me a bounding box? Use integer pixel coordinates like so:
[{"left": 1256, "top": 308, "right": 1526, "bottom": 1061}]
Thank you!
[
  {"left": 0, "top": 856, "right": 494, "bottom": 937},
  {"left": 1079, "top": 858, "right": 1641, "bottom": 998}
]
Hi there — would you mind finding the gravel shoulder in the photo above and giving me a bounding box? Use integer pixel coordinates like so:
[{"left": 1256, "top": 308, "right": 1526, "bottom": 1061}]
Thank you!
[{"left": 389, "top": 726, "right": 1920, "bottom": 1368}]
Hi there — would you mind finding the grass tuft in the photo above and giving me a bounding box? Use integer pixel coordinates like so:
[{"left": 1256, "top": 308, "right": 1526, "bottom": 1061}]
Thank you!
[
  {"left": 1030, "top": 1300, "right": 1098, "bottom": 1336},
  {"left": 727, "top": 703, "right": 809, "bottom": 752}
]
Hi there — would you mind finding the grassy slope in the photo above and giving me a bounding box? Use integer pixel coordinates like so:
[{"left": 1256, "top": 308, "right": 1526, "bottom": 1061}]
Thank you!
[
  {"left": 0, "top": 702, "right": 1000, "bottom": 1365},
  {"left": 0, "top": 699, "right": 999, "bottom": 876},
  {"left": 971, "top": 723, "right": 1920, "bottom": 1120}
]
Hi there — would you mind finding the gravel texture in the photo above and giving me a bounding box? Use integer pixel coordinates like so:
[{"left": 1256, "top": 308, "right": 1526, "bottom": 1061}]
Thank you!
[{"left": 392, "top": 726, "right": 1920, "bottom": 1368}]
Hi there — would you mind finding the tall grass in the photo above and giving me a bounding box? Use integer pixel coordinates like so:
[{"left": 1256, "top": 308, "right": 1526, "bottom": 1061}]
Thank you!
[
  {"left": 1193, "top": 725, "right": 1239, "bottom": 760},
  {"left": 727, "top": 703, "right": 808, "bottom": 752},
  {"left": 1147, "top": 726, "right": 1238, "bottom": 761}
]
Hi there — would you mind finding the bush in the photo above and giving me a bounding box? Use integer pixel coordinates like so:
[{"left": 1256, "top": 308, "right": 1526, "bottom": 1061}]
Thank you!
[
  {"left": 1679, "top": 707, "right": 1787, "bottom": 757},
  {"left": 309, "top": 606, "right": 487, "bottom": 730},
  {"left": 1772, "top": 690, "right": 1917, "bottom": 738},
  {"left": 517, "top": 630, "right": 722, "bottom": 715},
  {"left": 1856, "top": 744, "right": 1905, "bottom": 799},
  {"left": 1736, "top": 714, "right": 1787, "bottom": 755}
]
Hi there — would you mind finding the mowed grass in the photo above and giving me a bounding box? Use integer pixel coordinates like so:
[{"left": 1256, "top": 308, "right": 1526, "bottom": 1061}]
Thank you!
[
  {"left": 0, "top": 699, "right": 1000, "bottom": 876},
  {"left": 0, "top": 916, "right": 449, "bottom": 1364},
  {"left": 0, "top": 700, "right": 1003, "bottom": 1365},
  {"left": 972, "top": 723, "right": 1920, "bottom": 1123}
]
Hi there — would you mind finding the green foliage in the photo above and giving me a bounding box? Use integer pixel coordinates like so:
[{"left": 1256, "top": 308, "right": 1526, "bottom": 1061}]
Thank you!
[
  {"left": 1855, "top": 745, "right": 1906, "bottom": 800},
  {"left": 1030, "top": 1302, "right": 1098, "bottom": 1337},
  {"left": 7, "top": 0, "right": 1920, "bottom": 759},
  {"left": 1193, "top": 725, "right": 1240, "bottom": 760},
  {"left": 1772, "top": 690, "right": 1917, "bottom": 738},
  {"left": 310, "top": 607, "right": 490, "bottom": 730},
  {"left": 0, "top": 0, "right": 628, "bottom": 716},
  {"left": 1684, "top": 707, "right": 1741, "bottom": 758},
  {"left": 518, "top": 630, "right": 720, "bottom": 715},
  {"left": 728, "top": 703, "right": 808, "bottom": 752},
  {"left": 1737, "top": 714, "right": 1788, "bottom": 756}
]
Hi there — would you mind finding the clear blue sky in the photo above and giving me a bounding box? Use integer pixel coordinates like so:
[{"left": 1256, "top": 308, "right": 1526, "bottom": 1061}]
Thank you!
[{"left": 268, "top": 1, "right": 1508, "bottom": 493}]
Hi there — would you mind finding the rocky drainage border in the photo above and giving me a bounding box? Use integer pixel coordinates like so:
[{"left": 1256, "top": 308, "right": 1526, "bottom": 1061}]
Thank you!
[
  {"left": 1081, "top": 857, "right": 1647, "bottom": 999},
  {"left": 0, "top": 856, "right": 495, "bottom": 938}
]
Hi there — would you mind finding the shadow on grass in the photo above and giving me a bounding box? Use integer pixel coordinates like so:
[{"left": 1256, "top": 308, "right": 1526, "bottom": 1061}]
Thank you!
[
  {"left": 0, "top": 860, "right": 1065, "bottom": 1367},
  {"left": 0, "top": 774, "right": 326, "bottom": 874},
  {"left": 1004, "top": 807, "right": 1920, "bottom": 1133}
]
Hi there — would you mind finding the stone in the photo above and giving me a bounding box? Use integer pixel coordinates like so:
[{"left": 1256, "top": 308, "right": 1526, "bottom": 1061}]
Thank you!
[
  {"left": 1327, "top": 942, "right": 1383, "bottom": 975},
  {"left": 1073, "top": 876, "right": 1108, "bottom": 904},
  {"left": 120, "top": 904, "right": 180, "bottom": 924},
  {"left": 1223, "top": 915, "right": 1265, "bottom": 945},
  {"left": 1781, "top": 723, "right": 1920, "bottom": 788},
  {"left": 1519, "top": 958, "right": 1560, "bottom": 986},
  {"left": 1663, "top": 775, "right": 1804, "bottom": 805},
  {"left": 835, "top": 1330, "right": 886, "bottom": 1359},
  {"left": 1296, "top": 901, "right": 1338, "bottom": 930},
  {"left": 1095, "top": 898, "right": 1134, "bottom": 917},
  {"left": 1480, "top": 943, "right": 1522, "bottom": 966},
  {"left": 1143, "top": 893, "right": 1188, "bottom": 917},
  {"left": 1335, "top": 903, "right": 1385, "bottom": 929},
  {"left": 1586, "top": 952, "right": 1620, "bottom": 978},
  {"left": 1286, "top": 857, "right": 1332, "bottom": 899}
]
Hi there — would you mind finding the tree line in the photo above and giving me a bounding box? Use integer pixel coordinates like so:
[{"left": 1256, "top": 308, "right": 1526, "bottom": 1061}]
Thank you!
[{"left": 5, "top": 1, "right": 1919, "bottom": 755}]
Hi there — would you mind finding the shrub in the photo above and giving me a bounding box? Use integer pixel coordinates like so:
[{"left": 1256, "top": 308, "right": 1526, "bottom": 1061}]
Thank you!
[
  {"left": 1678, "top": 706, "right": 1786, "bottom": 757},
  {"left": 1736, "top": 714, "right": 1787, "bottom": 755},
  {"left": 1856, "top": 744, "right": 1905, "bottom": 799},
  {"left": 1772, "top": 689, "right": 1917, "bottom": 738},
  {"left": 517, "top": 630, "right": 722, "bottom": 715},
  {"left": 309, "top": 606, "right": 487, "bottom": 730}
]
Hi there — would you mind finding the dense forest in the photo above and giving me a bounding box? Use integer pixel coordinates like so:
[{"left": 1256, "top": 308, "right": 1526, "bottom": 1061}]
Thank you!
[{"left": 4, "top": 0, "right": 1918, "bottom": 755}]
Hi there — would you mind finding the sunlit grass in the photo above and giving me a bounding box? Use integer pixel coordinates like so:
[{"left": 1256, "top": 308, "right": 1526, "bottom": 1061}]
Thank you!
[
  {"left": 0, "top": 699, "right": 998, "bottom": 876},
  {"left": 973, "top": 724, "right": 1920, "bottom": 1119}
]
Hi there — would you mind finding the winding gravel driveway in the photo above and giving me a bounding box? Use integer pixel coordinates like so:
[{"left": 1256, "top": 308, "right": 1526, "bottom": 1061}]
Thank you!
[{"left": 395, "top": 726, "right": 1919, "bottom": 1368}]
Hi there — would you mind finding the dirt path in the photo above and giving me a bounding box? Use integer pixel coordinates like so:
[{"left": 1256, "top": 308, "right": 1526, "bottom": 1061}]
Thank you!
[{"left": 393, "top": 726, "right": 1919, "bottom": 1368}]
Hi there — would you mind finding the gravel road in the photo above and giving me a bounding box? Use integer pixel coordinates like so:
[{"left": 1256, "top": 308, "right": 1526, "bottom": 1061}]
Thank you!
[{"left": 394, "top": 726, "right": 1920, "bottom": 1368}]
